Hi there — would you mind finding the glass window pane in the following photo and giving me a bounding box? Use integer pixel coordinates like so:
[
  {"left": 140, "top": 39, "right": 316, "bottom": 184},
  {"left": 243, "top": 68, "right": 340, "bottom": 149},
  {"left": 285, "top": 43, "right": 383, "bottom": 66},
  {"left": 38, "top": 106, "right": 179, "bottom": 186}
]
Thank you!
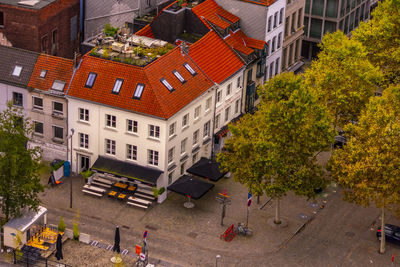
[
  {"left": 324, "top": 21, "right": 337, "bottom": 35},
  {"left": 304, "top": 16, "right": 309, "bottom": 36},
  {"left": 312, "top": 0, "right": 324, "bottom": 16},
  {"left": 349, "top": 11, "right": 355, "bottom": 31},
  {"left": 355, "top": 7, "right": 360, "bottom": 27},
  {"left": 326, "top": 0, "right": 338, "bottom": 18},
  {"left": 344, "top": 15, "right": 349, "bottom": 34},
  {"left": 305, "top": 0, "right": 311, "bottom": 14},
  {"left": 340, "top": 0, "right": 346, "bottom": 17},
  {"left": 310, "top": 18, "right": 323, "bottom": 39}
]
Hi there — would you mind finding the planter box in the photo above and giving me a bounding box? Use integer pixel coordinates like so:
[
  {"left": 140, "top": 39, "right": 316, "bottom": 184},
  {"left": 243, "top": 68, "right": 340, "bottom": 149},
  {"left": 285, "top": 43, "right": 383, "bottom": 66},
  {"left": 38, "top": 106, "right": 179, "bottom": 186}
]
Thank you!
[
  {"left": 157, "top": 191, "right": 167, "bottom": 203},
  {"left": 53, "top": 165, "right": 64, "bottom": 181}
]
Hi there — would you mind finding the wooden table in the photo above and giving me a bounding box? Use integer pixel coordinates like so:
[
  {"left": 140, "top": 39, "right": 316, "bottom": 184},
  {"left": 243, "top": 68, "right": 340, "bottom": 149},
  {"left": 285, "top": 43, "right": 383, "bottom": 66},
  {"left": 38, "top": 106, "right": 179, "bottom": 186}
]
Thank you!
[
  {"left": 113, "top": 182, "right": 128, "bottom": 190},
  {"left": 128, "top": 196, "right": 151, "bottom": 206},
  {"left": 127, "top": 185, "right": 137, "bottom": 192},
  {"left": 108, "top": 191, "right": 117, "bottom": 197},
  {"left": 117, "top": 193, "right": 126, "bottom": 200},
  {"left": 84, "top": 184, "right": 106, "bottom": 193}
]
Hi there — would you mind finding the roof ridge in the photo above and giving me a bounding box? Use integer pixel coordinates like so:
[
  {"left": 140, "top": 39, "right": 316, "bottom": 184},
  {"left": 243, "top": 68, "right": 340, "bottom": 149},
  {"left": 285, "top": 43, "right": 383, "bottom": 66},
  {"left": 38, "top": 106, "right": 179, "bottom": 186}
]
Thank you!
[{"left": 39, "top": 53, "right": 73, "bottom": 63}]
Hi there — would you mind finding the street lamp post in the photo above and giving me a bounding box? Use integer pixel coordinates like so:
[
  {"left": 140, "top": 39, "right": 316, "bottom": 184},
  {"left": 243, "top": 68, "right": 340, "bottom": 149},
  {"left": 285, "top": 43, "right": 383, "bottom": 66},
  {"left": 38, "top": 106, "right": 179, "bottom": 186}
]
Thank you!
[
  {"left": 69, "top": 128, "right": 75, "bottom": 209},
  {"left": 216, "top": 255, "right": 221, "bottom": 267}
]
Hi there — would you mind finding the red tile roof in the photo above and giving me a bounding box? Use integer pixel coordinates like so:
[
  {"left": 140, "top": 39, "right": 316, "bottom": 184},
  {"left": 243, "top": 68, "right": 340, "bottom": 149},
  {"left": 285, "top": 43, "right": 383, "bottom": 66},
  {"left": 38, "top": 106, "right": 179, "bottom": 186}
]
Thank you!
[
  {"left": 135, "top": 25, "right": 154, "bottom": 38},
  {"left": 67, "top": 48, "right": 214, "bottom": 119},
  {"left": 225, "top": 29, "right": 267, "bottom": 56},
  {"left": 28, "top": 54, "right": 74, "bottom": 92},
  {"left": 238, "top": 0, "right": 275, "bottom": 6},
  {"left": 192, "top": 0, "right": 240, "bottom": 30},
  {"left": 188, "top": 31, "right": 244, "bottom": 84}
]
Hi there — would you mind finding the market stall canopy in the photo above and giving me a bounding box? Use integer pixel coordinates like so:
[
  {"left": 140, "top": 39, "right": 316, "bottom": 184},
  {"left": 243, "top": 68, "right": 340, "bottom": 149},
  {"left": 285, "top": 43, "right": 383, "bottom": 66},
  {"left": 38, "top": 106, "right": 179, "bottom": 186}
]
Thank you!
[
  {"left": 186, "top": 157, "right": 227, "bottom": 182},
  {"left": 168, "top": 175, "right": 214, "bottom": 200},
  {"left": 4, "top": 206, "right": 47, "bottom": 232},
  {"left": 92, "top": 156, "right": 162, "bottom": 185}
]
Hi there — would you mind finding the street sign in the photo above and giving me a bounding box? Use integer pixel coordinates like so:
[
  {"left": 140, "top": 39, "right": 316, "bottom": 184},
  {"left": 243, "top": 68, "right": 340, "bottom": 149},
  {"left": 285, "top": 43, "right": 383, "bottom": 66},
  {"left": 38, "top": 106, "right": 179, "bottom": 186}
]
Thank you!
[
  {"left": 143, "top": 230, "right": 148, "bottom": 239},
  {"left": 139, "top": 253, "right": 146, "bottom": 261},
  {"left": 247, "top": 193, "right": 252, "bottom": 207},
  {"left": 135, "top": 245, "right": 142, "bottom": 255}
]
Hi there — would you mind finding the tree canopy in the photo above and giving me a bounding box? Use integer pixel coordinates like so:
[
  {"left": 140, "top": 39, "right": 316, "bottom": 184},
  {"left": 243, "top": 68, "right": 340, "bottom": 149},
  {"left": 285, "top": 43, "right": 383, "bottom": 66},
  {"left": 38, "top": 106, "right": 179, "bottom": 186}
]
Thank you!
[
  {"left": 217, "top": 73, "right": 334, "bottom": 223},
  {"left": 352, "top": 0, "right": 400, "bottom": 85},
  {"left": 0, "top": 103, "right": 43, "bottom": 223},
  {"left": 304, "top": 31, "right": 383, "bottom": 129},
  {"left": 330, "top": 85, "right": 400, "bottom": 253}
]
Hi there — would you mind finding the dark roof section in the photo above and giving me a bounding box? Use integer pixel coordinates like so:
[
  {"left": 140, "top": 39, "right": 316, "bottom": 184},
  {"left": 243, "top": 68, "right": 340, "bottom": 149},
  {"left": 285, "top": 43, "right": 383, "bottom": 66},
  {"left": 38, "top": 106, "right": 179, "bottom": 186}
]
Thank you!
[
  {"left": 91, "top": 156, "right": 163, "bottom": 185},
  {"left": 168, "top": 175, "right": 214, "bottom": 199},
  {"left": 0, "top": 0, "right": 57, "bottom": 10},
  {"left": 186, "top": 157, "right": 227, "bottom": 182},
  {"left": 0, "top": 45, "right": 39, "bottom": 87}
]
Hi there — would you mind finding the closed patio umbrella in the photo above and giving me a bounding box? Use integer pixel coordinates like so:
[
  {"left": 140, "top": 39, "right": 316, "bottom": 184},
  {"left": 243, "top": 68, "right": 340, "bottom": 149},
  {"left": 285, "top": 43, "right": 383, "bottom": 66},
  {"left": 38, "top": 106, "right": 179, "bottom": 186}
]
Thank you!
[
  {"left": 55, "top": 233, "right": 63, "bottom": 261},
  {"left": 113, "top": 226, "right": 120, "bottom": 253}
]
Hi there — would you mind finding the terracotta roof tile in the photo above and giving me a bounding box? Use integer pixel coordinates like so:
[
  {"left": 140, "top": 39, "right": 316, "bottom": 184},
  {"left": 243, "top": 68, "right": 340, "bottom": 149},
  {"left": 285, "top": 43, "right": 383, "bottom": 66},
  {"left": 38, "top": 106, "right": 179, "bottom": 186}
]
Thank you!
[
  {"left": 28, "top": 54, "right": 73, "bottom": 92},
  {"left": 188, "top": 31, "right": 244, "bottom": 84},
  {"left": 238, "top": 0, "right": 275, "bottom": 6},
  {"left": 192, "top": 0, "right": 240, "bottom": 30},
  {"left": 225, "top": 30, "right": 266, "bottom": 55},
  {"left": 135, "top": 25, "right": 155, "bottom": 38},
  {"left": 67, "top": 48, "right": 214, "bottom": 119}
]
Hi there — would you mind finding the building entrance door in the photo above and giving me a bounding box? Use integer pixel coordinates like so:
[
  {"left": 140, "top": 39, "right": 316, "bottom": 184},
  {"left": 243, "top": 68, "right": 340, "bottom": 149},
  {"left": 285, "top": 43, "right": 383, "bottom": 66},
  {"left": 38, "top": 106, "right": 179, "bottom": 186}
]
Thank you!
[{"left": 79, "top": 154, "right": 90, "bottom": 172}]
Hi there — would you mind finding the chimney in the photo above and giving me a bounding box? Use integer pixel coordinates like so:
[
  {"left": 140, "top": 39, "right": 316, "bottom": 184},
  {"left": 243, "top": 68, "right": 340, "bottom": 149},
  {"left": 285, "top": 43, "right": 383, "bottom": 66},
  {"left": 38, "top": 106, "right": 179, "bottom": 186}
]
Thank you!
[{"left": 180, "top": 41, "right": 189, "bottom": 56}]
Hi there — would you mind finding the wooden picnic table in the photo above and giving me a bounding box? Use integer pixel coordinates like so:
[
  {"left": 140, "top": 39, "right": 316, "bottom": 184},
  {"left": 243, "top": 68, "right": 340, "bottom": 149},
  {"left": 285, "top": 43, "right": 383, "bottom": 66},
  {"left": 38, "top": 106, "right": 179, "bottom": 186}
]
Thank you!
[
  {"left": 113, "top": 182, "right": 128, "bottom": 190},
  {"left": 117, "top": 193, "right": 126, "bottom": 200},
  {"left": 108, "top": 191, "right": 117, "bottom": 197},
  {"left": 127, "top": 185, "right": 137, "bottom": 192},
  {"left": 128, "top": 196, "right": 151, "bottom": 206},
  {"left": 84, "top": 184, "right": 106, "bottom": 193}
]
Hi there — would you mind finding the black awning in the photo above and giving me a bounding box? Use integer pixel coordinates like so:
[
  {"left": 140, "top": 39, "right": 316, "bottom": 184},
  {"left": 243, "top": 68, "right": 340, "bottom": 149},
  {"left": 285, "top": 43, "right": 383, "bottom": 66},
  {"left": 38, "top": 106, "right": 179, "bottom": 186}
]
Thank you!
[
  {"left": 186, "top": 157, "right": 227, "bottom": 182},
  {"left": 168, "top": 175, "right": 214, "bottom": 200},
  {"left": 91, "top": 156, "right": 162, "bottom": 185}
]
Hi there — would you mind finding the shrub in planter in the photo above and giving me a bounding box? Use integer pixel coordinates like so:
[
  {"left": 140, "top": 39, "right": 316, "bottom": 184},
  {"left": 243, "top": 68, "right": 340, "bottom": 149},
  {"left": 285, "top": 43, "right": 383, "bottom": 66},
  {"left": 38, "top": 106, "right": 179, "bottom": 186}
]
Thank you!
[
  {"left": 153, "top": 188, "right": 159, "bottom": 198},
  {"left": 73, "top": 222, "right": 79, "bottom": 240},
  {"left": 50, "top": 160, "right": 64, "bottom": 172},
  {"left": 80, "top": 169, "right": 94, "bottom": 181},
  {"left": 58, "top": 216, "right": 66, "bottom": 233},
  {"left": 158, "top": 187, "right": 165, "bottom": 195}
]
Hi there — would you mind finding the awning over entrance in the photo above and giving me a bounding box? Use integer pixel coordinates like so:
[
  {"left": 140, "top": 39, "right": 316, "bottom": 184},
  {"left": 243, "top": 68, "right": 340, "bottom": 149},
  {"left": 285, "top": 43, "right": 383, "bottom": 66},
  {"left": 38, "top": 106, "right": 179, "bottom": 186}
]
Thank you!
[
  {"left": 168, "top": 175, "right": 214, "bottom": 200},
  {"left": 187, "top": 157, "right": 227, "bottom": 182},
  {"left": 91, "top": 156, "right": 162, "bottom": 185}
]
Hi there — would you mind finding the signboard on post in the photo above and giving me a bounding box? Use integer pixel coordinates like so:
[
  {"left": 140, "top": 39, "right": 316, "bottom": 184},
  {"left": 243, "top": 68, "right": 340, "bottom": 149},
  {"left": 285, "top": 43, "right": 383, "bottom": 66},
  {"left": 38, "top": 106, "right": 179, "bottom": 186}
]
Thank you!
[
  {"left": 247, "top": 193, "right": 252, "bottom": 207},
  {"left": 143, "top": 230, "right": 148, "bottom": 239},
  {"left": 135, "top": 245, "right": 142, "bottom": 255}
]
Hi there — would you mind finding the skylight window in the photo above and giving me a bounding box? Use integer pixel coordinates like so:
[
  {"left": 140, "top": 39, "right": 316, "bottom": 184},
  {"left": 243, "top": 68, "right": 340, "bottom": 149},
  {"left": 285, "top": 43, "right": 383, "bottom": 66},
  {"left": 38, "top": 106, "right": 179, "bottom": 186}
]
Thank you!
[
  {"left": 133, "top": 83, "right": 145, "bottom": 99},
  {"left": 183, "top": 63, "right": 197, "bottom": 76},
  {"left": 112, "top": 79, "right": 123, "bottom": 94},
  {"left": 39, "top": 70, "right": 47, "bottom": 78},
  {"left": 173, "top": 70, "right": 186, "bottom": 83},
  {"left": 51, "top": 80, "right": 66, "bottom": 91},
  {"left": 12, "top": 65, "right": 23, "bottom": 77},
  {"left": 160, "top": 78, "right": 174, "bottom": 92},
  {"left": 85, "top": 72, "right": 97, "bottom": 88}
]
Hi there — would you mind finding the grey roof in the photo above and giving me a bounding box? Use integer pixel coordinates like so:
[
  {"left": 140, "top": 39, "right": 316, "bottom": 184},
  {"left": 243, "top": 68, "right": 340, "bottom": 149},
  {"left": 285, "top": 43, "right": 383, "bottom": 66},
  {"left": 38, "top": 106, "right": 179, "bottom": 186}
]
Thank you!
[
  {"left": 4, "top": 206, "right": 47, "bottom": 232},
  {"left": 0, "top": 45, "right": 39, "bottom": 87},
  {"left": 0, "top": 0, "right": 56, "bottom": 10}
]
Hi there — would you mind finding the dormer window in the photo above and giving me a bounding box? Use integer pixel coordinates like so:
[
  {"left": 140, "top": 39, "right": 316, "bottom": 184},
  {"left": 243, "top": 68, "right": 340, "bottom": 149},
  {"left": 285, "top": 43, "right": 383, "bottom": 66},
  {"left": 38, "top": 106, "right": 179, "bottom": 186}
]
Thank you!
[
  {"left": 231, "top": 21, "right": 239, "bottom": 31},
  {"left": 85, "top": 72, "right": 97, "bottom": 88},
  {"left": 172, "top": 70, "right": 185, "bottom": 84},
  {"left": 51, "top": 80, "right": 66, "bottom": 91},
  {"left": 183, "top": 63, "right": 197, "bottom": 76},
  {"left": 112, "top": 78, "right": 123, "bottom": 94},
  {"left": 39, "top": 70, "right": 47, "bottom": 78},
  {"left": 133, "top": 83, "right": 145, "bottom": 99},
  {"left": 12, "top": 65, "right": 22, "bottom": 77},
  {"left": 160, "top": 78, "right": 174, "bottom": 92}
]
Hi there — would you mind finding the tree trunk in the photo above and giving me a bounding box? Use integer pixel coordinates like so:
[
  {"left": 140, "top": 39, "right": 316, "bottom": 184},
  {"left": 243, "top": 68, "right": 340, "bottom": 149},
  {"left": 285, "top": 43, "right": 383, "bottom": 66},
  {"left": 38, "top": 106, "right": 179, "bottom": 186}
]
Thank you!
[
  {"left": 274, "top": 198, "right": 281, "bottom": 224},
  {"left": 380, "top": 206, "right": 385, "bottom": 254}
]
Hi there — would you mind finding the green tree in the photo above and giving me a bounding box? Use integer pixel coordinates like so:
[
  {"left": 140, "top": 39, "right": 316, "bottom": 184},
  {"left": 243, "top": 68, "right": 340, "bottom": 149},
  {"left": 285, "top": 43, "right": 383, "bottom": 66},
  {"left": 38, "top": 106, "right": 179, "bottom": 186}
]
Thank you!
[
  {"left": 217, "top": 73, "right": 334, "bottom": 224},
  {"left": 352, "top": 0, "right": 400, "bottom": 85},
  {"left": 330, "top": 85, "right": 400, "bottom": 254},
  {"left": 304, "top": 31, "right": 382, "bottom": 129},
  {"left": 0, "top": 103, "right": 43, "bottom": 225}
]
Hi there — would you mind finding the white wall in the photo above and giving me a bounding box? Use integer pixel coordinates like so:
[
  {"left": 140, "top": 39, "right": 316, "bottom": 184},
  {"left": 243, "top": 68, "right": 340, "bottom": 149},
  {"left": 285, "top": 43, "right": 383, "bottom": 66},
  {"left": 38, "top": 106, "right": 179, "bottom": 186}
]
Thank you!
[{"left": 0, "top": 83, "right": 27, "bottom": 116}]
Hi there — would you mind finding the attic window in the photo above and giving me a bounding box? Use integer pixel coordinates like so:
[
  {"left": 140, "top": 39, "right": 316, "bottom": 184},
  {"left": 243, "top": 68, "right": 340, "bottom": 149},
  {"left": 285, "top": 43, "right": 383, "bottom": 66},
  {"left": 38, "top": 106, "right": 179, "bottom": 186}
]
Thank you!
[
  {"left": 160, "top": 78, "right": 174, "bottom": 92},
  {"left": 173, "top": 70, "right": 186, "bottom": 83},
  {"left": 112, "top": 78, "right": 123, "bottom": 94},
  {"left": 12, "top": 65, "right": 23, "bottom": 77},
  {"left": 133, "top": 83, "right": 145, "bottom": 99},
  {"left": 39, "top": 70, "right": 47, "bottom": 78},
  {"left": 85, "top": 72, "right": 97, "bottom": 88},
  {"left": 183, "top": 63, "right": 197, "bottom": 76},
  {"left": 51, "top": 80, "right": 66, "bottom": 91}
]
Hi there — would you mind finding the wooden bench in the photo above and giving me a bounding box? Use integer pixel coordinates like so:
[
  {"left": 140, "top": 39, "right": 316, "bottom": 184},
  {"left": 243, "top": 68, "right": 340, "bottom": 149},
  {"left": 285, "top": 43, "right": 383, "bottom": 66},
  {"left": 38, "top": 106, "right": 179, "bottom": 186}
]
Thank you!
[
  {"left": 127, "top": 201, "right": 148, "bottom": 209},
  {"left": 93, "top": 176, "right": 113, "bottom": 185},
  {"left": 134, "top": 192, "right": 155, "bottom": 201},
  {"left": 82, "top": 189, "right": 102, "bottom": 197},
  {"left": 84, "top": 184, "right": 106, "bottom": 194},
  {"left": 91, "top": 181, "right": 112, "bottom": 188},
  {"left": 128, "top": 196, "right": 151, "bottom": 206}
]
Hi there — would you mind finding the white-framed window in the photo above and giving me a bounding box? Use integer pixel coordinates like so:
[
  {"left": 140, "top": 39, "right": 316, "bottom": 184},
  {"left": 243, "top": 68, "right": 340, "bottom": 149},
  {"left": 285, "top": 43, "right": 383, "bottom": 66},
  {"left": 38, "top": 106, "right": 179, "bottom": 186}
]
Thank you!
[
  {"left": 237, "top": 76, "right": 241, "bottom": 88},
  {"left": 217, "top": 90, "right": 222, "bottom": 103},
  {"left": 79, "top": 133, "right": 89, "bottom": 149},
  {"left": 112, "top": 78, "right": 123, "bottom": 94},
  {"left": 266, "top": 40, "right": 271, "bottom": 56},
  {"left": 12, "top": 66, "right": 22, "bottom": 77},
  {"left": 133, "top": 83, "right": 145, "bottom": 99},
  {"left": 169, "top": 122, "right": 176, "bottom": 137},
  {"left": 277, "top": 32, "right": 282, "bottom": 49},
  {"left": 192, "top": 152, "right": 198, "bottom": 164},
  {"left": 105, "top": 139, "right": 116, "bottom": 155},
  {"left": 215, "top": 114, "right": 220, "bottom": 129},
  {"left": 13, "top": 92, "right": 23, "bottom": 106},
  {"left": 149, "top": 125, "right": 160, "bottom": 138},
  {"left": 270, "top": 62, "right": 274, "bottom": 78},
  {"left": 182, "top": 113, "right": 189, "bottom": 128},
  {"left": 148, "top": 149, "right": 159, "bottom": 166},
  {"left": 205, "top": 97, "right": 212, "bottom": 111},
  {"left": 181, "top": 138, "right": 187, "bottom": 154},
  {"left": 173, "top": 70, "right": 186, "bottom": 83},
  {"left": 53, "top": 125, "right": 63, "bottom": 139},
  {"left": 168, "top": 147, "right": 175, "bottom": 163},
  {"left": 268, "top": 16, "right": 272, "bottom": 32},
  {"left": 193, "top": 130, "right": 199, "bottom": 146},
  {"left": 275, "top": 58, "right": 280, "bottom": 76},
  {"left": 39, "top": 70, "right": 47, "bottom": 78},
  {"left": 106, "top": 114, "right": 116, "bottom": 128},
  {"left": 52, "top": 101, "right": 63, "bottom": 115},
  {"left": 34, "top": 121, "right": 43, "bottom": 134},
  {"left": 127, "top": 119, "right": 138, "bottom": 133},
  {"left": 79, "top": 108, "right": 89, "bottom": 121},
  {"left": 225, "top": 106, "right": 231, "bottom": 122},
  {"left": 203, "top": 120, "right": 210, "bottom": 138},
  {"left": 279, "top": 8, "right": 284, "bottom": 24},
  {"left": 51, "top": 80, "right": 66, "bottom": 91},
  {"left": 226, "top": 83, "right": 232, "bottom": 96},
  {"left": 235, "top": 99, "right": 240, "bottom": 114},
  {"left": 168, "top": 171, "right": 174, "bottom": 185},
  {"left": 274, "top": 11, "right": 278, "bottom": 28},
  {"left": 126, "top": 144, "right": 137, "bottom": 160},
  {"left": 272, "top": 36, "right": 276, "bottom": 53},
  {"left": 194, "top": 106, "right": 201, "bottom": 120},
  {"left": 32, "top": 96, "right": 43, "bottom": 110},
  {"left": 180, "top": 161, "right": 186, "bottom": 175}
]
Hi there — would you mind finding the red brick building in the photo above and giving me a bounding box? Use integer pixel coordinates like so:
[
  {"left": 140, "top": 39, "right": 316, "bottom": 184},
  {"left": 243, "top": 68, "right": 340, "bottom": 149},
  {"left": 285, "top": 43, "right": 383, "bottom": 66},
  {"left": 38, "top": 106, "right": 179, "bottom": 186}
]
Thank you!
[{"left": 0, "top": 0, "right": 80, "bottom": 59}]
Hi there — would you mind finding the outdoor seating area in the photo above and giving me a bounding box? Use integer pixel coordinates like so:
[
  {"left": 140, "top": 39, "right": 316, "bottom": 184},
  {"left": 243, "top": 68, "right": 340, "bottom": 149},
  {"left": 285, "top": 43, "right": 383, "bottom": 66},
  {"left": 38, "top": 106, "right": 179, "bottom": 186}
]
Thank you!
[
  {"left": 81, "top": 172, "right": 155, "bottom": 209},
  {"left": 25, "top": 226, "right": 60, "bottom": 251}
]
